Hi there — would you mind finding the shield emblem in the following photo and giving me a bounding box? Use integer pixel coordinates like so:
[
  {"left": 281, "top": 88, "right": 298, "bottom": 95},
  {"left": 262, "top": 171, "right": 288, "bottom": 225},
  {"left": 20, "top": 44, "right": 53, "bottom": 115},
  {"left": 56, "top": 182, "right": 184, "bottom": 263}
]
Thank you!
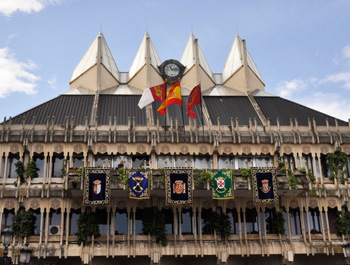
[
  {"left": 93, "top": 180, "right": 101, "bottom": 195},
  {"left": 261, "top": 179, "right": 271, "bottom": 193},
  {"left": 217, "top": 177, "right": 225, "bottom": 189},
  {"left": 173, "top": 180, "right": 186, "bottom": 194}
]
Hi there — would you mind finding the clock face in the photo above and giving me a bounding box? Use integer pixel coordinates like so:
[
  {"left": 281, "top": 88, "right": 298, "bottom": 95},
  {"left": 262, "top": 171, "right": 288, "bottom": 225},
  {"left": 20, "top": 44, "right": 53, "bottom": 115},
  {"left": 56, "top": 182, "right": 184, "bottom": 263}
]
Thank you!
[{"left": 164, "top": 63, "right": 180, "bottom": 77}]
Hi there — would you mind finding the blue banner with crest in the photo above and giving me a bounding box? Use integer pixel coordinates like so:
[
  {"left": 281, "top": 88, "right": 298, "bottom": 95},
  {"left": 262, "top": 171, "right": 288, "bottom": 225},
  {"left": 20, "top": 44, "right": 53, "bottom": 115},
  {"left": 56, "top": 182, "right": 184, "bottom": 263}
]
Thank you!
[
  {"left": 252, "top": 167, "right": 278, "bottom": 204},
  {"left": 83, "top": 168, "right": 111, "bottom": 205},
  {"left": 128, "top": 169, "right": 150, "bottom": 199}
]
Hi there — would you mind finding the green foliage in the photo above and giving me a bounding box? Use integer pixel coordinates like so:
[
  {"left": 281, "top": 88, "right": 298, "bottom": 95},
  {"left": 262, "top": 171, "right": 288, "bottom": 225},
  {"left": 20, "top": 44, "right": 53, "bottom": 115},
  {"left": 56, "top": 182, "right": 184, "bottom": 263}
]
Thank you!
[
  {"left": 272, "top": 211, "right": 286, "bottom": 235},
  {"left": 117, "top": 168, "right": 129, "bottom": 192},
  {"left": 141, "top": 208, "right": 168, "bottom": 246},
  {"left": 278, "top": 161, "right": 286, "bottom": 169},
  {"left": 77, "top": 166, "right": 85, "bottom": 182},
  {"left": 336, "top": 211, "right": 350, "bottom": 237},
  {"left": 15, "top": 160, "right": 25, "bottom": 184},
  {"left": 327, "top": 151, "right": 348, "bottom": 184},
  {"left": 204, "top": 212, "right": 231, "bottom": 241},
  {"left": 12, "top": 209, "right": 36, "bottom": 238},
  {"left": 61, "top": 158, "right": 67, "bottom": 177},
  {"left": 76, "top": 212, "right": 100, "bottom": 246},
  {"left": 240, "top": 168, "right": 252, "bottom": 180},
  {"left": 287, "top": 168, "right": 297, "bottom": 190},
  {"left": 194, "top": 169, "right": 211, "bottom": 187},
  {"left": 25, "top": 159, "right": 39, "bottom": 179}
]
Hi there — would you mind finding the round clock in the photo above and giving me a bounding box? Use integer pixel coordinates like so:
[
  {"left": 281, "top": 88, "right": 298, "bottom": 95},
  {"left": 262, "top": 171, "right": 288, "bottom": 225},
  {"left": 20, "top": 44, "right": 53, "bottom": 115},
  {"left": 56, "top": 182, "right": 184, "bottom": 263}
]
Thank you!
[{"left": 159, "top": 59, "right": 185, "bottom": 82}]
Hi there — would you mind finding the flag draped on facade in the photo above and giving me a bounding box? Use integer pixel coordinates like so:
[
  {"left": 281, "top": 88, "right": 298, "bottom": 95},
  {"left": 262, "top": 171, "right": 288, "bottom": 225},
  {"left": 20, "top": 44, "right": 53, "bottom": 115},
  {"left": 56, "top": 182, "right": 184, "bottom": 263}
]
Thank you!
[
  {"left": 83, "top": 168, "right": 111, "bottom": 205},
  {"left": 138, "top": 83, "right": 166, "bottom": 109},
  {"left": 252, "top": 167, "right": 278, "bottom": 204},
  {"left": 211, "top": 170, "right": 234, "bottom": 199},
  {"left": 186, "top": 84, "right": 201, "bottom": 119},
  {"left": 165, "top": 168, "right": 192, "bottom": 205},
  {"left": 157, "top": 82, "right": 182, "bottom": 115},
  {"left": 128, "top": 169, "right": 150, "bottom": 199}
]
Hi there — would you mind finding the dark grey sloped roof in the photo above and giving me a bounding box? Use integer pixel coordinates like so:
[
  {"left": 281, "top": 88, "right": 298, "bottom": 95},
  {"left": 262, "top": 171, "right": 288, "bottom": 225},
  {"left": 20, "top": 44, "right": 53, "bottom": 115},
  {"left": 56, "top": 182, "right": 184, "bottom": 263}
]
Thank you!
[
  {"left": 254, "top": 97, "right": 348, "bottom": 126},
  {"left": 10, "top": 95, "right": 94, "bottom": 125},
  {"left": 204, "top": 96, "right": 262, "bottom": 126},
  {"left": 152, "top": 96, "right": 204, "bottom": 126},
  {"left": 97, "top": 95, "right": 147, "bottom": 125}
]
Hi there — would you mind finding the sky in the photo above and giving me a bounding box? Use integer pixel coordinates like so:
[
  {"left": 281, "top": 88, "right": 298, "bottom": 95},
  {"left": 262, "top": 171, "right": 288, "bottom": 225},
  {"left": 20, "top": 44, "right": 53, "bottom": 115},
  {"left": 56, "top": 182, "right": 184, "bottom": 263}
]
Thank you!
[{"left": 0, "top": 0, "right": 350, "bottom": 121}]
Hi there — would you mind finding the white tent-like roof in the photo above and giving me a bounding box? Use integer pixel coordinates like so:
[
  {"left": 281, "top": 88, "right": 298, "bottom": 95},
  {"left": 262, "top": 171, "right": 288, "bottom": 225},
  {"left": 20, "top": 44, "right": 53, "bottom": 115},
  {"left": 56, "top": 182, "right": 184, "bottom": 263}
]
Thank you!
[
  {"left": 70, "top": 31, "right": 119, "bottom": 83},
  {"left": 129, "top": 32, "right": 162, "bottom": 80},
  {"left": 180, "top": 33, "right": 213, "bottom": 79},
  {"left": 222, "top": 34, "right": 263, "bottom": 84}
]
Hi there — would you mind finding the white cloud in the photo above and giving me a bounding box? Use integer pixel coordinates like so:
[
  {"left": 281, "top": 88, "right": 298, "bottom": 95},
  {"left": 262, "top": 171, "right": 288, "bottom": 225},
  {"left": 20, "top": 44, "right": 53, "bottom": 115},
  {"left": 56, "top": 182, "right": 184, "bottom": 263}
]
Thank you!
[
  {"left": 0, "top": 47, "right": 39, "bottom": 98},
  {"left": 299, "top": 92, "right": 350, "bottom": 121},
  {"left": 321, "top": 72, "right": 350, "bottom": 89},
  {"left": 343, "top": 45, "right": 350, "bottom": 60},
  {"left": 275, "top": 79, "right": 307, "bottom": 97},
  {"left": 0, "top": 0, "right": 64, "bottom": 16},
  {"left": 48, "top": 75, "right": 57, "bottom": 89}
]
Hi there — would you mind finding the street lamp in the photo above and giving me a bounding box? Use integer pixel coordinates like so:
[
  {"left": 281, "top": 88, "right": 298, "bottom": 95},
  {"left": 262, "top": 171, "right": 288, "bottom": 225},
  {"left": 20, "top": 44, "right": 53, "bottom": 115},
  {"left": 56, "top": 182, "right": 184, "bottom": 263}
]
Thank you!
[
  {"left": 19, "top": 246, "right": 32, "bottom": 265},
  {"left": 342, "top": 240, "right": 350, "bottom": 265},
  {"left": 1, "top": 227, "right": 13, "bottom": 265}
]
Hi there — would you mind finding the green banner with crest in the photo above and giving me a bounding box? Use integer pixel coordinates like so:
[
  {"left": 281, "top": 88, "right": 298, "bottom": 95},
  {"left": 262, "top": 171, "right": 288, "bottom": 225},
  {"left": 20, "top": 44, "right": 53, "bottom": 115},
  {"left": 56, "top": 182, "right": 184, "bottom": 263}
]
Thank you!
[{"left": 211, "top": 170, "right": 234, "bottom": 200}]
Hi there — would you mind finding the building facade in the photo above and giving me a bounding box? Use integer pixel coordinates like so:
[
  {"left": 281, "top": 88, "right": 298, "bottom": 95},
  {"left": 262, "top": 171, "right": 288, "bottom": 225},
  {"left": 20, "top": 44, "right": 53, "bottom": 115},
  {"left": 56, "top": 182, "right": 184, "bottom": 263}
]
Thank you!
[{"left": 0, "top": 31, "right": 350, "bottom": 265}]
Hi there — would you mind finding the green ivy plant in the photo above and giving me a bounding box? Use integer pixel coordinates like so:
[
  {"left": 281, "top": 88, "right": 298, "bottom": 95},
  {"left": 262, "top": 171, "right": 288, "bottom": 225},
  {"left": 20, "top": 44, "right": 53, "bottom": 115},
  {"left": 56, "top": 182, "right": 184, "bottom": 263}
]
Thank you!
[
  {"left": 25, "top": 159, "right": 39, "bottom": 179},
  {"left": 77, "top": 166, "right": 85, "bottom": 182},
  {"left": 279, "top": 160, "right": 297, "bottom": 190},
  {"left": 15, "top": 161, "right": 25, "bottom": 184},
  {"left": 12, "top": 209, "right": 36, "bottom": 238},
  {"left": 76, "top": 212, "right": 100, "bottom": 246},
  {"left": 204, "top": 212, "right": 231, "bottom": 241},
  {"left": 193, "top": 169, "right": 211, "bottom": 187},
  {"left": 61, "top": 158, "right": 67, "bottom": 177},
  {"left": 117, "top": 168, "right": 130, "bottom": 192},
  {"left": 300, "top": 167, "right": 316, "bottom": 184},
  {"left": 142, "top": 208, "right": 168, "bottom": 246},
  {"left": 327, "top": 151, "right": 348, "bottom": 184},
  {"left": 272, "top": 211, "right": 286, "bottom": 235},
  {"left": 336, "top": 211, "right": 350, "bottom": 237},
  {"left": 240, "top": 168, "right": 252, "bottom": 180}
]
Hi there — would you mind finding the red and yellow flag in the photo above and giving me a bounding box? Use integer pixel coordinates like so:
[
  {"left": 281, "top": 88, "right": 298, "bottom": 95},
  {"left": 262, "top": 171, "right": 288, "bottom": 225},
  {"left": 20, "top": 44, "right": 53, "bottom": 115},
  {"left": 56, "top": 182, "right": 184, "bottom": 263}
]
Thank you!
[{"left": 157, "top": 82, "right": 182, "bottom": 115}]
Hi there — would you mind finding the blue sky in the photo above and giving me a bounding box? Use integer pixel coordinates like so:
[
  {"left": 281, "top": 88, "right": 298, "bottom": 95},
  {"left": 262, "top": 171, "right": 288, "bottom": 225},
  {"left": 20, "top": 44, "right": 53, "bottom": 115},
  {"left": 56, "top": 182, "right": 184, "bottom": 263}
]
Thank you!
[{"left": 0, "top": 0, "right": 350, "bottom": 121}]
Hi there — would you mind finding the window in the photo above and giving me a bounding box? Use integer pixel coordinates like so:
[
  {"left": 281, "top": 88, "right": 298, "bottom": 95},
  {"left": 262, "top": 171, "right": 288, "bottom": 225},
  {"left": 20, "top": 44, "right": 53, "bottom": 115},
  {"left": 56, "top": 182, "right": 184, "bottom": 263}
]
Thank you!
[
  {"left": 284, "top": 155, "right": 295, "bottom": 169},
  {"left": 1, "top": 155, "right": 5, "bottom": 178},
  {"left": 135, "top": 208, "right": 146, "bottom": 235},
  {"left": 245, "top": 208, "right": 258, "bottom": 234},
  {"left": 49, "top": 209, "right": 61, "bottom": 226},
  {"left": 69, "top": 209, "right": 80, "bottom": 235},
  {"left": 2, "top": 209, "right": 14, "bottom": 228},
  {"left": 327, "top": 207, "right": 338, "bottom": 234},
  {"left": 320, "top": 154, "right": 330, "bottom": 178},
  {"left": 52, "top": 153, "right": 64, "bottom": 178},
  {"left": 218, "top": 156, "right": 233, "bottom": 170},
  {"left": 132, "top": 155, "right": 149, "bottom": 168},
  {"left": 115, "top": 208, "right": 128, "bottom": 235},
  {"left": 302, "top": 154, "right": 313, "bottom": 171},
  {"left": 157, "top": 155, "right": 173, "bottom": 168},
  {"left": 194, "top": 156, "right": 211, "bottom": 169},
  {"left": 201, "top": 208, "right": 214, "bottom": 234},
  {"left": 94, "top": 155, "right": 112, "bottom": 168},
  {"left": 308, "top": 208, "right": 321, "bottom": 233},
  {"left": 255, "top": 156, "right": 273, "bottom": 167},
  {"left": 226, "top": 208, "right": 239, "bottom": 234},
  {"left": 181, "top": 208, "right": 194, "bottom": 234},
  {"left": 7, "top": 153, "right": 20, "bottom": 178},
  {"left": 237, "top": 157, "right": 252, "bottom": 169},
  {"left": 264, "top": 208, "right": 276, "bottom": 234},
  {"left": 32, "top": 209, "right": 41, "bottom": 236},
  {"left": 73, "top": 153, "right": 84, "bottom": 168},
  {"left": 175, "top": 156, "right": 192, "bottom": 167},
  {"left": 162, "top": 208, "right": 174, "bottom": 235},
  {"left": 33, "top": 153, "right": 45, "bottom": 178},
  {"left": 289, "top": 208, "right": 302, "bottom": 235},
  {"left": 96, "top": 208, "right": 108, "bottom": 236}
]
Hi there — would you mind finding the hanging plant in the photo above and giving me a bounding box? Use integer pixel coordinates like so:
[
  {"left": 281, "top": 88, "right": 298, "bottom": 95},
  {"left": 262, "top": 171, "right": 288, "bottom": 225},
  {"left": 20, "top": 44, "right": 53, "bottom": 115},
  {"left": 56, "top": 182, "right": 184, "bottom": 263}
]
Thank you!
[
  {"left": 204, "top": 212, "right": 231, "bottom": 241},
  {"left": 336, "top": 211, "right": 350, "bottom": 237},
  {"left": 76, "top": 212, "right": 100, "bottom": 246},
  {"left": 25, "top": 159, "right": 39, "bottom": 179},
  {"left": 193, "top": 169, "right": 211, "bottom": 187},
  {"left": 300, "top": 167, "right": 316, "bottom": 184},
  {"left": 272, "top": 211, "right": 286, "bottom": 235},
  {"left": 15, "top": 161, "right": 25, "bottom": 184},
  {"left": 142, "top": 208, "right": 168, "bottom": 246},
  {"left": 240, "top": 168, "right": 251, "bottom": 180},
  {"left": 77, "top": 166, "right": 85, "bottom": 182},
  {"left": 12, "top": 209, "right": 36, "bottom": 238},
  {"left": 117, "top": 168, "right": 129, "bottom": 192},
  {"left": 327, "top": 151, "right": 348, "bottom": 184},
  {"left": 61, "top": 158, "right": 67, "bottom": 177}
]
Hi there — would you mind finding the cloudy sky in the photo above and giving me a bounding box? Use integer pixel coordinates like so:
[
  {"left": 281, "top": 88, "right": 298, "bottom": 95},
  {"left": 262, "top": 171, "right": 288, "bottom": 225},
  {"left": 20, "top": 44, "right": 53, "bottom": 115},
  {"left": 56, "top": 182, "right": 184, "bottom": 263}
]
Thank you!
[{"left": 0, "top": 0, "right": 350, "bottom": 121}]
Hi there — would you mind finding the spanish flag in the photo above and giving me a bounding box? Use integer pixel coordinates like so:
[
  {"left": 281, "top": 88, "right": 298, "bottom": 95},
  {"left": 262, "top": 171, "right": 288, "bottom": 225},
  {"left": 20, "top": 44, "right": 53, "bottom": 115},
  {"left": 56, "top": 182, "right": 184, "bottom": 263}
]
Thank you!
[{"left": 157, "top": 82, "right": 182, "bottom": 115}]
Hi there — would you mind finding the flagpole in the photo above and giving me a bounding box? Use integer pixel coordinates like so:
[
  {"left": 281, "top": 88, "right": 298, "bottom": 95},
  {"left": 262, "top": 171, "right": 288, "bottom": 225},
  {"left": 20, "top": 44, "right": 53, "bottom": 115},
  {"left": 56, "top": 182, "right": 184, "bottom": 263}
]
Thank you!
[
  {"left": 164, "top": 82, "right": 168, "bottom": 142},
  {"left": 180, "top": 83, "right": 185, "bottom": 141},
  {"left": 199, "top": 82, "right": 204, "bottom": 140}
]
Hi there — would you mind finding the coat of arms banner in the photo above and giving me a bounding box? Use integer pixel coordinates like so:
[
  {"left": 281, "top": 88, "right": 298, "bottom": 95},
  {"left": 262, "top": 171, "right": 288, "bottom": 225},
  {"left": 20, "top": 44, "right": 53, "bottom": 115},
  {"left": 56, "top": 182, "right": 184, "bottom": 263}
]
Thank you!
[
  {"left": 165, "top": 168, "right": 193, "bottom": 205},
  {"left": 83, "top": 168, "right": 111, "bottom": 205},
  {"left": 252, "top": 167, "right": 278, "bottom": 204},
  {"left": 211, "top": 169, "right": 234, "bottom": 200},
  {"left": 128, "top": 169, "right": 150, "bottom": 199}
]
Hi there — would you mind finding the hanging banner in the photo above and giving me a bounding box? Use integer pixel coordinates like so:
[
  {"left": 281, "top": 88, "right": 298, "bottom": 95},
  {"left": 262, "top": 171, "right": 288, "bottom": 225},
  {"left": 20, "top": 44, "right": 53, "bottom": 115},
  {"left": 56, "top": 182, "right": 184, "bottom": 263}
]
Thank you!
[
  {"left": 165, "top": 168, "right": 193, "bottom": 205},
  {"left": 211, "top": 170, "right": 234, "bottom": 200},
  {"left": 83, "top": 168, "right": 111, "bottom": 205},
  {"left": 252, "top": 167, "right": 278, "bottom": 204},
  {"left": 128, "top": 169, "right": 150, "bottom": 199}
]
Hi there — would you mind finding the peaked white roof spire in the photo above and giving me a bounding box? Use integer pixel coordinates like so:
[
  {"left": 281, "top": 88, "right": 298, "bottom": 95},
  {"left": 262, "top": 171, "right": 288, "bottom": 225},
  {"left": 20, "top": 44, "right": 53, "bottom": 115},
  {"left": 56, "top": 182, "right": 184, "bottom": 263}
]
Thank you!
[
  {"left": 180, "top": 33, "right": 213, "bottom": 78},
  {"left": 70, "top": 31, "right": 119, "bottom": 83},
  {"left": 222, "top": 34, "right": 263, "bottom": 83},
  {"left": 129, "top": 32, "right": 161, "bottom": 79}
]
